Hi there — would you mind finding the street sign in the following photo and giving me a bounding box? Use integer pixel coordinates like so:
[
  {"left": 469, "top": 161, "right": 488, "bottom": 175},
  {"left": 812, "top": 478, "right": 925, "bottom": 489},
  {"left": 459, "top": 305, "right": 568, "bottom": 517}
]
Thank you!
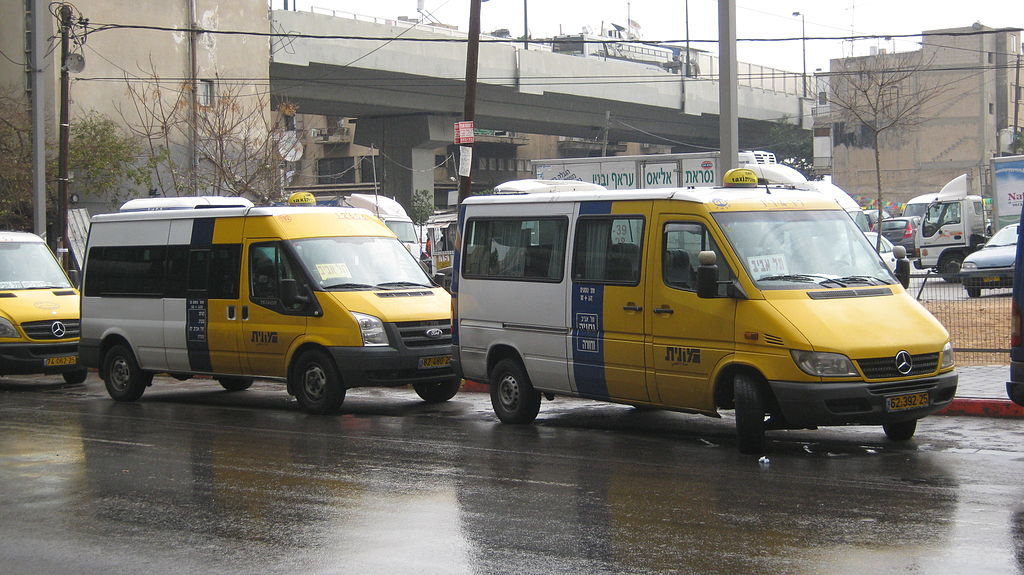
[{"left": 455, "top": 121, "right": 475, "bottom": 144}]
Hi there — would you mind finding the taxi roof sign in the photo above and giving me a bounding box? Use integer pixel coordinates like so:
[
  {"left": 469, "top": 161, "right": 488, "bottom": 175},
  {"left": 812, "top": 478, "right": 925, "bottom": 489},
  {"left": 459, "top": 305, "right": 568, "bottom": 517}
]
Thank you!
[
  {"left": 288, "top": 191, "right": 316, "bottom": 205},
  {"left": 723, "top": 168, "right": 759, "bottom": 188}
]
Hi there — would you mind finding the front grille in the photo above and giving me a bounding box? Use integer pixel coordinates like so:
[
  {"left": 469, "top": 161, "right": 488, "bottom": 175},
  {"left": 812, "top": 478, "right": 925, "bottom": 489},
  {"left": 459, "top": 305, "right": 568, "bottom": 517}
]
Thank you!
[
  {"left": 856, "top": 352, "right": 939, "bottom": 379},
  {"left": 21, "top": 319, "right": 80, "bottom": 340},
  {"left": 395, "top": 319, "right": 452, "bottom": 348}
]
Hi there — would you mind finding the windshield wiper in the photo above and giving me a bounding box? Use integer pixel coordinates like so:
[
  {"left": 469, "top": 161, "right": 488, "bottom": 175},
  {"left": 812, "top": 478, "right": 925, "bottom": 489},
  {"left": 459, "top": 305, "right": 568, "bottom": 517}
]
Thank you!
[
  {"left": 375, "top": 281, "right": 433, "bottom": 289},
  {"left": 758, "top": 274, "right": 847, "bottom": 287},
  {"left": 321, "top": 282, "right": 377, "bottom": 291},
  {"left": 833, "top": 275, "right": 888, "bottom": 286}
]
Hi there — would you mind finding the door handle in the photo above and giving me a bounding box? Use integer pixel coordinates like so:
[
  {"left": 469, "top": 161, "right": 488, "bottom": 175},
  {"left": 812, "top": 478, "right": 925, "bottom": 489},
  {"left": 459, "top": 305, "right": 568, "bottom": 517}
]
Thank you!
[
  {"left": 623, "top": 304, "right": 643, "bottom": 311},
  {"left": 227, "top": 305, "right": 236, "bottom": 320},
  {"left": 653, "top": 307, "right": 674, "bottom": 314},
  {"left": 241, "top": 305, "right": 249, "bottom": 321}
]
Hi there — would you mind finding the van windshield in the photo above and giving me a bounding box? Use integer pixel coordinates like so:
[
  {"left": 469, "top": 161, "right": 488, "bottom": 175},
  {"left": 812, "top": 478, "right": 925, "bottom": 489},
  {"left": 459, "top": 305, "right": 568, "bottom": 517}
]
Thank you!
[
  {"left": 714, "top": 210, "right": 897, "bottom": 290},
  {"left": 290, "top": 236, "right": 433, "bottom": 291},
  {"left": 385, "top": 220, "right": 419, "bottom": 245},
  {"left": 0, "top": 242, "right": 72, "bottom": 290}
]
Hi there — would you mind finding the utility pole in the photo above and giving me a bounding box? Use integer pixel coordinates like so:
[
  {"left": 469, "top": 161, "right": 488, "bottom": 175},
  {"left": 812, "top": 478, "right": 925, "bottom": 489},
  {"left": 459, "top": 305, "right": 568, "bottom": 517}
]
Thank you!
[
  {"left": 1015, "top": 53, "right": 1021, "bottom": 148},
  {"left": 55, "top": 4, "right": 72, "bottom": 267},
  {"left": 457, "top": 0, "right": 482, "bottom": 205},
  {"left": 31, "top": 0, "right": 47, "bottom": 238},
  {"left": 718, "top": 0, "right": 738, "bottom": 173}
]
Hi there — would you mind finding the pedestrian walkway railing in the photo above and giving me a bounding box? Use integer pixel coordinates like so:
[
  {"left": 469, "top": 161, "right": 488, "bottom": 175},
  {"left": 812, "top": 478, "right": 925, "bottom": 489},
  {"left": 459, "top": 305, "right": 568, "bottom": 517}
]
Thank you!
[{"left": 910, "top": 271, "right": 1010, "bottom": 366}]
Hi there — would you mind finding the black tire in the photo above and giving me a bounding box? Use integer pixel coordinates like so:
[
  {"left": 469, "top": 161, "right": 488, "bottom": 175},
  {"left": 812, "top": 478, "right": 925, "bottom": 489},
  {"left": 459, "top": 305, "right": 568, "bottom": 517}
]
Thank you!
[
  {"left": 965, "top": 285, "right": 981, "bottom": 298},
  {"left": 413, "top": 379, "right": 460, "bottom": 403},
  {"left": 102, "top": 344, "right": 152, "bottom": 402},
  {"left": 218, "top": 377, "right": 253, "bottom": 392},
  {"left": 734, "top": 372, "right": 768, "bottom": 455},
  {"left": 62, "top": 368, "right": 88, "bottom": 385},
  {"left": 883, "top": 419, "right": 917, "bottom": 441},
  {"left": 292, "top": 350, "right": 345, "bottom": 414},
  {"left": 489, "top": 358, "right": 541, "bottom": 424},
  {"left": 939, "top": 254, "right": 963, "bottom": 283}
]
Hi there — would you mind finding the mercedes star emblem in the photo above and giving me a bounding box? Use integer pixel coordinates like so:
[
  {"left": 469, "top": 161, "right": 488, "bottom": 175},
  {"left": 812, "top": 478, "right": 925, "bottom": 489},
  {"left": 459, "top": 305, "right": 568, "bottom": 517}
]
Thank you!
[
  {"left": 894, "top": 350, "right": 913, "bottom": 375},
  {"left": 51, "top": 321, "right": 66, "bottom": 338}
]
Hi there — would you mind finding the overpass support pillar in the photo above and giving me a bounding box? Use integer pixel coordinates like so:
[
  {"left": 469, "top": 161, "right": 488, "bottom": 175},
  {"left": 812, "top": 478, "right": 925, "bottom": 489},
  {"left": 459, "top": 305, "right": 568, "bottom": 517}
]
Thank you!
[{"left": 354, "top": 114, "right": 454, "bottom": 212}]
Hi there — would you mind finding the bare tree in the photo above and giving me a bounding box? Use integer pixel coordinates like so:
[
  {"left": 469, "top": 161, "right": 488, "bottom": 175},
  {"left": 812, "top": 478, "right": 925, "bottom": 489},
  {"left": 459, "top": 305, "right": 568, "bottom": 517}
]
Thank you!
[
  {"left": 118, "top": 66, "right": 296, "bottom": 203},
  {"left": 828, "top": 50, "right": 945, "bottom": 250}
]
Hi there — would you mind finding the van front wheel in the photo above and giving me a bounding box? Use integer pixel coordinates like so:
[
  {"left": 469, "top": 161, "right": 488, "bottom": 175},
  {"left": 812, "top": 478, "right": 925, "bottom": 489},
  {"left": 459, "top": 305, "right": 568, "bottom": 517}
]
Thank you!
[
  {"left": 489, "top": 358, "right": 541, "bottom": 424},
  {"left": 734, "top": 372, "right": 768, "bottom": 454},
  {"left": 413, "top": 379, "right": 460, "bottom": 403},
  {"left": 62, "top": 368, "right": 88, "bottom": 385},
  {"left": 218, "top": 377, "right": 253, "bottom": 392},
  {"left": 103, "top": 344, "right": 152, "bottom": 402},
  {"left": 293, "top": 350, "right": 345, "bottom": 415},
  {"left": 883, "top": 419, "right": 917, "bottom": 441}
]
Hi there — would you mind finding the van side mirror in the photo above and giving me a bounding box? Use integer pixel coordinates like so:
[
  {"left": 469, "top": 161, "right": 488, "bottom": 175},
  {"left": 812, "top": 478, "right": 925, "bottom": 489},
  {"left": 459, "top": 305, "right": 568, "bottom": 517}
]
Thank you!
[
  {"left": 892, "top": 245, "right": 911, "bottom": 288},
  {"left": 68, "top": 269, "right": 80, "bottom": 288},
  {"left": 696, "top": 250, "right": 719, "bottom": 299},
  {"left": 280, "top": 278, "right": 309, "bottom": 307}
]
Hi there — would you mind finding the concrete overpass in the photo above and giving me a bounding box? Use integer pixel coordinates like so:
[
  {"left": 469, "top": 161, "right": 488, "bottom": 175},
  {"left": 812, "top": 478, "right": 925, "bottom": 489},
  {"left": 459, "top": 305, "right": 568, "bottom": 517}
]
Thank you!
[{"left": 269, "top": 9, "right": 810, "bottom": 204}]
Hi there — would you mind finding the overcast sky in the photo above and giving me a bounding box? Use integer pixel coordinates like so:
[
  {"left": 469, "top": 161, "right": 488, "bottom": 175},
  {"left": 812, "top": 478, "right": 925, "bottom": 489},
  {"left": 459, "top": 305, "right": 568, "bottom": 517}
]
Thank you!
[{"left": 277, "top": 1, "right": 1021, "bottom": 74}]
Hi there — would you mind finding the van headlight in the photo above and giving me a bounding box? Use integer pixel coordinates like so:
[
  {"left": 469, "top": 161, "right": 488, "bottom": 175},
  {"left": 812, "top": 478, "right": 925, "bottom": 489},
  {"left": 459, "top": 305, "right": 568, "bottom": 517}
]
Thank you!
[
  {"left": 791, "top": 350, "right": 858, "bottom": 377},
  {"left": 0, "top": 317, "right": 18, "bottom": 338},
  {"left": 940, "top": 342, "right": 955, "bottom": 368},
  {"left": 351, "top": 312, "right": 388, "bottom": 346}
]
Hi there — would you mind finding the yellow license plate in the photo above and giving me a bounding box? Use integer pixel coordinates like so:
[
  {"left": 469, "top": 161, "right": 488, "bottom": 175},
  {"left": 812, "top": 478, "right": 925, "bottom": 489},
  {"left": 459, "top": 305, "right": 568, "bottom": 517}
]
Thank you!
[
  {"left": 418, "top": 355, "right": 451, "bottom": 369},
  {"left": 886, "top": 391, "right": 930, "bottom": 412},
  {"left": 45, "top": 355, "right": 77, "bottom": 367},
  {"left": 982, "top": 276, "right": 1002, "bottom": 283}
]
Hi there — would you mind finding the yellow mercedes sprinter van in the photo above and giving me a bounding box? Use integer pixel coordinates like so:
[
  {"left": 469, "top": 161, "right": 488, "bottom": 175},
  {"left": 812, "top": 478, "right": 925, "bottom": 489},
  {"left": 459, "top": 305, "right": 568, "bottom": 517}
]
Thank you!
[
  {"left": 453, "top": 172, "right": 957, "bottom": 453},
  {"left": 0, "top": 231, "right": 87, "bottom": 384},
  {"left": 80, "top": 198, "right": 456, "bottom": 413}
]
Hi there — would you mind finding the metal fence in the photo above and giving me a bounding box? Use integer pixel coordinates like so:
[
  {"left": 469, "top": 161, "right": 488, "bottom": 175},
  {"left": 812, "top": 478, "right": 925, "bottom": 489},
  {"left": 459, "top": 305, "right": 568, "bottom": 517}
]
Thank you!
[{"left": 909, "top": 272, "right": 1011, "bottom": 366}]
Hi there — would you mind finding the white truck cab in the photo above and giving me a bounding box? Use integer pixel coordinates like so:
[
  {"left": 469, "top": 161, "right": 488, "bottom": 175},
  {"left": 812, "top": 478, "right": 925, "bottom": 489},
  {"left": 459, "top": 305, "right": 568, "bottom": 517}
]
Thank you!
[{"left": 914, "top": 174, "right": 987, "bottom": 276}]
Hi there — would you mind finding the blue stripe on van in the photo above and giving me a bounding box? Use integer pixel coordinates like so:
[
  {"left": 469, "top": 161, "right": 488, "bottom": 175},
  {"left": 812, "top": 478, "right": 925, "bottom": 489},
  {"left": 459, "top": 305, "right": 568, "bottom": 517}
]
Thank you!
[
  {"left": 187, "top": 218, "right": 214, "bottom": 372},
  {"left": 571, "top": 201, "right": 611, "bottom": 398},
  {"left": 451, "top": 204, "right": 466, "bottom": 346}
]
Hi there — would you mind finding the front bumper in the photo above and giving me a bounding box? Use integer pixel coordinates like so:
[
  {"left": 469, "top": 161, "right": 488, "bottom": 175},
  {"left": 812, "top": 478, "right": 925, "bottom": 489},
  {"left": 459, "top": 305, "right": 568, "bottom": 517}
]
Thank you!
[
  {"left": 960, "top": 267, "right": 1013, "bottom": 289},
  {"left": 0, "top": 341, "right": 81, "bottom": 375},
  {"left": 768, "top": 370, "right": 958, "bottom": 427},
  {"left": 327, "top": 343, "right": 456, "bottom": 389}
]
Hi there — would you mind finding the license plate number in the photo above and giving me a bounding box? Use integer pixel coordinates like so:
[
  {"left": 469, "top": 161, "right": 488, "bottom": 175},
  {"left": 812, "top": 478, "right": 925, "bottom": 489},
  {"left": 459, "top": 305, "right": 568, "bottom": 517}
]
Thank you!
[
  {"left": 418, "top": 355, "right": 451, "bottom": 369},
  {"left": 45, "top": 355, "right": 77, "bottom": 367},
  {"left": 982, "top": 276, "right": 1001, "bottom": 283},
  {"left": 886, "top": 391, "right": 930, "bottom": 412}
]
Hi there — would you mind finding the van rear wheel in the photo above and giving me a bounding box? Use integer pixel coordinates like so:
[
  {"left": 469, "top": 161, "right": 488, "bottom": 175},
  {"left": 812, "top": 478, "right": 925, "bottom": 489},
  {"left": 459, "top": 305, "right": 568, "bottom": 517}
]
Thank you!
[
  {"left": 489, "top": 358, "right": 541, "bottom": 424},
  {"left": 218, "top": 377, "right": 253, "bottom": 392},
  {"left": 734, "top": 372, "right": 768, "bottom": 454},
  {"left": 883, "top": 419, "right": 917, "bottom": 441},
  {"left": 413, "top": 379, "right": 460, "bottom": 403},
  {"left": 103, "top": 344, "right": 152, "bottom": 402},
  {"left": 293, "top": 350, "right": 345, "bottom": 415}
]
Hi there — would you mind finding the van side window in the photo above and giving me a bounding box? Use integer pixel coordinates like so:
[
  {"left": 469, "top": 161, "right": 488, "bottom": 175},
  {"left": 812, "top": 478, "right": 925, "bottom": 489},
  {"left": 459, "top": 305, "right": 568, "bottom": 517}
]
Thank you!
[
  {"left": 463, "top": 217, "right": 568, "bottom": 282},
  {"left": 572, "top": 216, "right": 644, "bottom": 284},
  {"left": 83, "top": 246, "right": 166, "bottom": 297},
  {"left": 188, "top": 245, "right": 240, "bottom": 299},
  {"left": 249, "top": 242, "right": 306, "bottom": 313},
  {"left": 663, "top": 222, "right": 731, "bottom": 292}
]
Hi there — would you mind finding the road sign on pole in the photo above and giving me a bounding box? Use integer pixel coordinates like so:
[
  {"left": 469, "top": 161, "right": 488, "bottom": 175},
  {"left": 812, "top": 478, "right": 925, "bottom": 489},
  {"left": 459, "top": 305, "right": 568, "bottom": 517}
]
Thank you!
[{"left": 455, "top": 121, "right": 475, "bottom": 144}]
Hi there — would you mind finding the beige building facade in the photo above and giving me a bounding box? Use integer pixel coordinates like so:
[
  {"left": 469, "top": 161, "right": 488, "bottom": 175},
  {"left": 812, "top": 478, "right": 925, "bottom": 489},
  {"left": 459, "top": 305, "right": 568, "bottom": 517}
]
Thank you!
[{"left": 824, "top": 25, "right": 1022, "bottom": 205}]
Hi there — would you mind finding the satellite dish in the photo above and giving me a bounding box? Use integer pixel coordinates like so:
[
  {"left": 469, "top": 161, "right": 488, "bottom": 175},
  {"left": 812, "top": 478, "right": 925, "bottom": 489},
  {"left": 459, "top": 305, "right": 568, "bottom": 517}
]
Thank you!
[
  {"left": 278, "top": 131, "right": 304, "bottom": 162},
  {"left": 65, "top": 53, "right": 85, "bottom": 73}
]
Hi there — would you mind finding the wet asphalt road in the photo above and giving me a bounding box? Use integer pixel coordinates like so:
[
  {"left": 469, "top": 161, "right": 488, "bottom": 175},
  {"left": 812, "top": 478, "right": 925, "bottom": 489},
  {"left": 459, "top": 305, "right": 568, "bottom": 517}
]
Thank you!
[{"left": 3, "top": 375, "right": 1024, "bottom": 574}]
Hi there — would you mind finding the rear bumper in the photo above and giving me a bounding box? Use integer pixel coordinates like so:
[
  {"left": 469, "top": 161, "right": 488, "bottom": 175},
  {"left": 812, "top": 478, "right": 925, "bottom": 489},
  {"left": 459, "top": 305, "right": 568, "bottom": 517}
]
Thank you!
[
  {"left": 0, "top": 341, "right": 81, "bottom": 375},
  {"left": 768, "top": 370, "right": 958, "bottom": 427}
]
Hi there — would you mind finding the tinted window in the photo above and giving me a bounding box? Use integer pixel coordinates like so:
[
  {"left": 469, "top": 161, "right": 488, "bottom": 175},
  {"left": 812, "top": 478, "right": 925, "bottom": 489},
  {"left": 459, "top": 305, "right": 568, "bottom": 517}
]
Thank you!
[
  {"left": 572, "top": 216, "right": 644, "bottom": 284},
  {"left": 463, "top": 217, "right": 568, "bottom": 282},
  {"left": 188, "top": 245, "right": 241, "bottom": 299},
  {"left": 84, "top": 246, "right": 166, "bottom": 297}
]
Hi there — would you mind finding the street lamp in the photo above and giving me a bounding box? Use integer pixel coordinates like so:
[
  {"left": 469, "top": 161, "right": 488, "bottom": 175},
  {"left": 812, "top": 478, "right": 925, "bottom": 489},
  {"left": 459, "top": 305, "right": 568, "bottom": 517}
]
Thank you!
[{"left": 793, "top": 11, "right": 807, "bottom": 98}]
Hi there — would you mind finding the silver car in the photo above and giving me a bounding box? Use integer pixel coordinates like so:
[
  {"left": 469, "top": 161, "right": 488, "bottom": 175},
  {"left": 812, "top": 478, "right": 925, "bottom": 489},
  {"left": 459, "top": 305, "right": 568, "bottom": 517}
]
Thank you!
[{"left": 960, "top": 223, "right": 1018, "bottom": 298}]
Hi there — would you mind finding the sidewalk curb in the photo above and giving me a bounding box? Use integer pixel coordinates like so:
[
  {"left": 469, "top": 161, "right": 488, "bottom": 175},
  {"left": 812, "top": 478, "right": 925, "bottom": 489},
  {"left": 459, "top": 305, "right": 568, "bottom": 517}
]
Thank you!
[{"left": 935, "top": 398, "right": 1024, "bottom": 418}]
